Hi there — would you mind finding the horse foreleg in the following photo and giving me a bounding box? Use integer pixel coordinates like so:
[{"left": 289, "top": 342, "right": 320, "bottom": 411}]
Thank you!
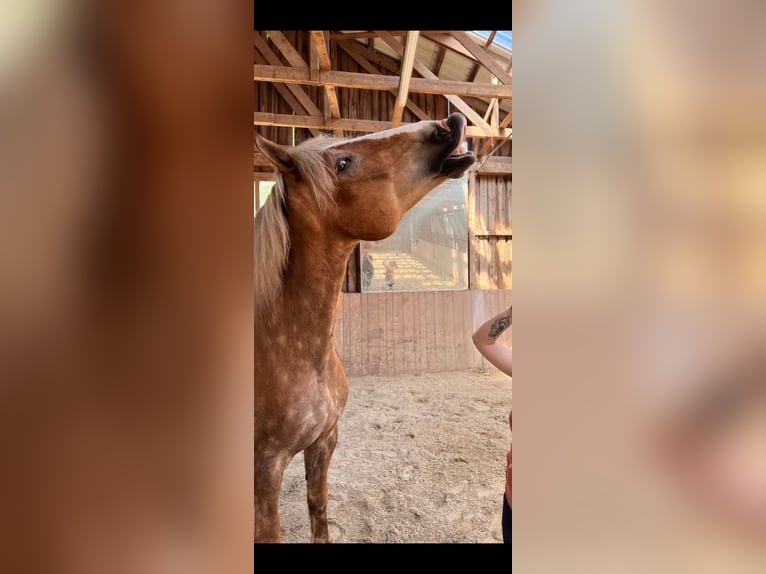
[
  {"left": 254, "top": 453, "right": 287, "bottom": 543},
  {"left": 304, "top": 426, "right": 338, "bottom": 543}
]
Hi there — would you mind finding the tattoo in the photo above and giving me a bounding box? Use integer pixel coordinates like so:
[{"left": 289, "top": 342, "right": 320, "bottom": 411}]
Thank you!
[{"left": 488, "top": 316, "right": 510, "bottom": 340}]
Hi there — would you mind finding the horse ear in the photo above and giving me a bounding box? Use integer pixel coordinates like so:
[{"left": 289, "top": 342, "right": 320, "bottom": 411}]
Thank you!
[{"left": 255, "top": 133, "right": 294, "bottom": 174}]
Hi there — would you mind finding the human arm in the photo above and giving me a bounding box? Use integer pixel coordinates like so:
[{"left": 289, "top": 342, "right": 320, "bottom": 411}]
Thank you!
[{"left": 472, "top": 302, "right": 513, "bottom": 376}]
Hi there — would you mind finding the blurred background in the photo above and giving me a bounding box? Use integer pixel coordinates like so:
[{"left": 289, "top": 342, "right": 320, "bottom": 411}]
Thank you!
[
  {"left": 515, "top": 0, "right": 766, "bottom": 571},
  {"left": 0, "top": 1, "right": 253, "bottom": 572}
]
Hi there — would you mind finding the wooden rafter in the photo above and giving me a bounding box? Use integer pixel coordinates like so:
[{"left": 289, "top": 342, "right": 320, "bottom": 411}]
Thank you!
[
  {"left": 391, "top": 31, "right": 419, "bottom": 127},
  {"left": 500, "top": 109, "right": 512, "bottom": 129},
  {"left": 374, "top": 31, "right": 495, "bottom": 136},
  {"left": 253, "top": 32, "right": 322, "bottom": 137},
  {"left": 432, "top": 45, "right": 447, "bottom": 76},
  {"left": 254, "top": 112, "right": 511, "bottom": 139},
  {"left": 253, "top": 65, "right": 512, "bottom": 100},
  {"left": 263, "top": 31, "right": 306, "bottom": 67},
  {"left": 450, "top": 31, "right": 513, "bottom": 87},
  {"left": 329, "top": 31, "right": 409, "bottom": 40},
  {"left": 478, "top": 55, "right": 513, "bottom": 156},
  {"left": 337, "top": 40, "right": 430, "bottom": 121},
  {"left": 467, "top": 31, "right": 496, "bottom": 82},
  {"left": 309, "top": 31, "right": 343, "bottom": 136},
  {"left": 478, "top": 155, "right": 512, "bottom": 175},
  {"left": 420, "top": 32, "right": 479, "bottom": 61},
  {"left": 339, "top": 39, "right": 402, "bottom": 75},
  {"left": 253, "top": 49, "right": 321, "bottom": 137}
]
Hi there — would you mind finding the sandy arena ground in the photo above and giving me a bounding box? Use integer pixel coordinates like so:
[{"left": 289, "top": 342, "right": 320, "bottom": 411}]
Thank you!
[{"left": 278, "top": 369, "right": 512, "bottom": 543}]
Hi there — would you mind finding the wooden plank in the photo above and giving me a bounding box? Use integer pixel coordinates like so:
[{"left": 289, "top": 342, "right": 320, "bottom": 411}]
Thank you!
[
  {"left": 487, "top": 176, "right": 497, "bottom": 235},
  {"left": 310, "top": 31, "right": 332, "bottom": 69},
  {"left": 413, "top": 292, "right": 423, "bottom": 372},
  {"left": 507, "top": 240, "right": 513, "bottom": 288},
  {"left": 343, "top": 294, "right": 361, "bottom": 373},
  {"left": 253, "top": 111, "right": 510, "bottom": 139},
  {"left": 392, "top": 293, "right": 404, "bottom": 373},
  {"left": 462, "top": 290, "right": 473, "bottom": 369},
  {"left": 501, "top": 238, "right": 512, "bottom": 289},
  {"left": 254, "top": 64, "right": 513, "bottom": 100},
  {"left": 477, "top": 156, "right": 512, "bottom": 175},
  {"left": 432, "top": 46, "right": 447, "bottom": 76},
  {"left": 432, "top": 291, "right": 444, "bottom": 371},
  {"left": 391, "top": 31, "right": 419, "bottom": 127},
  {"left": 264, "top": 31, "right": 308, "bottom": 68},
  {"left": 476, "top": 176, "right": 486, "bottom": 235},
  {"left": 500, "top": 109, "right": 512, "bottom": 129},
  {"left": 402, "top": 292, "right": 414, "bottom": 373},
  {"left": 450, "top": 31, "right": 514, "bottom": 87},
  {"left": 443, "top": 291, "right": 456, "bottom": 371},
  {"left": 425, "top": 291, "right": 436, "bottom": 372},
  {"left": 381, "top": 293, "right": 391, "bottom": 374},
  {"left": 413, "top": 292, "right": 423, "bottom": 373},
  {"left": 309, "top": 31, "right": 342, "bottom": 132},
  {"left": 467, "top": 172, "right": 477, "bottom": 290},
  {"left": 474, "top": 237, "right": 483, "bottom": 291},
  {"left": 463, "top": 290, "right": 486, "bottom": 368},
  {"left": 372, "top": 82, "right": 379, "bottom": 128},
  {"left": 484, "top": 239, "right": 494, "bottom": 290},
  {"left": 370, "top": 293, "right": 384, "bottom": 375},
  {"left": 329, "top": 31, "right": 412, "bottom": 40},
  {"left": 361, "top": 292, "right": 371, "bottom": 374},
  {"left": 507, "top": 179, "right": 512, "bottom": 234},
  {"left": 452, "top": 290, "right": 464, "bottom": 369},
  {"left": 498, "top": 176, "right": 507, "bottom": 235}
]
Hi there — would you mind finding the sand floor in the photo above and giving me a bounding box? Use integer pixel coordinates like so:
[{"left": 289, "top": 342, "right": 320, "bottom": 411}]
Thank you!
[{"left": 278, "top": 369, "right": 512, "bottom": 543}]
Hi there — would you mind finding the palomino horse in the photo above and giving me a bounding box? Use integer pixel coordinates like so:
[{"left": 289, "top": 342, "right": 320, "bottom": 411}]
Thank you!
[{"left": 254, "top": 113, "right": 476, "bottom": 542}]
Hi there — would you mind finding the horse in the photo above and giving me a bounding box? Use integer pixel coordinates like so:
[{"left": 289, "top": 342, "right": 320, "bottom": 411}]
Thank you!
[{"left": 254, "top": 113, "right": 476, "bottom": 543}]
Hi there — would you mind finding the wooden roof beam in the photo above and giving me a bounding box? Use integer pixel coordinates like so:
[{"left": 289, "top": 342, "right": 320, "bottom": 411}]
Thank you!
[
  {"left": 432, "top": 45, "right": 447, "bottom": 76},
  {"left": 374, "top": 31, "right": 495, "bottom": 136},
  {"left": 263, "top": 31, "right": 308, "bottom": 68},
  {"left": 391, "top": 31, "right": 419, "bottom": 127},
  {"left": 420, "top": 32, "right": 478, "bottom": 61},
  {"left": 479, "top": 56, "right": 513, "bottom": 154},
  {"left": 254, "top": 112, "right": 512, "bottom": 139},
  {"left": 254, "top": 49, "right": 321, "bottom": 137},
  {"left": 450, "top": 31, "right": 513, "bottom": 87},
  {"left": 253, "top": 65, "right": 512, "bottom": 100},
  {"left": 467, "top": 31, "right": 496, "bottom": 82},
  {"left": 329, "top": 31, "right": 409, "bottom": 40},
  {"left": 310, "top": 31, "right": 343, "bottom": 136},
  {"left": 253, "top": 32, "right": 323, "bottom": 136}
]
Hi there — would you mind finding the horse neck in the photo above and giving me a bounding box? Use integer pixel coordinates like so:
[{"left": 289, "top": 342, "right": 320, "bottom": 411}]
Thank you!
[{"left": 276, "top": 225, "right": 354, "bottom": 369}]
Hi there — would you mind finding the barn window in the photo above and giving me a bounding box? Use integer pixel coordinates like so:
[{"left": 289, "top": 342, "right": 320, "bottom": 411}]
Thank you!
[
  {"left": 360, "top": 174, "right": 469, "bottom": 292},
  {"left": 254, "top": 180, "right": 276, "bottom": 215}
]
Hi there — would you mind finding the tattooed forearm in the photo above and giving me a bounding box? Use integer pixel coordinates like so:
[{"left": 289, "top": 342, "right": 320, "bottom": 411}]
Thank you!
[{"left": 488, "top": 316, "right": 511, "bottom": 340}]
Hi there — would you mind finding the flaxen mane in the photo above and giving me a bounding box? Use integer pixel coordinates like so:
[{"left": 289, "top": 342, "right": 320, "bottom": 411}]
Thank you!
[{"left": 254, "top": 136, "right": 339, "bottom": 311}]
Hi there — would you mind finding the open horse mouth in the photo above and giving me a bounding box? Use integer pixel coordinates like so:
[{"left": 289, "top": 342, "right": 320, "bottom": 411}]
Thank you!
[{"left": 437, "top": 113, "right": 476, "bottom": 178}]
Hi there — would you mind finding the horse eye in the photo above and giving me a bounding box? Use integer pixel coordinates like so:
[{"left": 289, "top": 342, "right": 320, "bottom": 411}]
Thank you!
[{"left": 336, "top": 158, "right": 349, "bottom": 173}]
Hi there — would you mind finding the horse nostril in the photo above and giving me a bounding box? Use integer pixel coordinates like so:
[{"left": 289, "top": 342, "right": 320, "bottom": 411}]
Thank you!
[{"left": 435, "top": 120, "right": 452, "bottom": 140}]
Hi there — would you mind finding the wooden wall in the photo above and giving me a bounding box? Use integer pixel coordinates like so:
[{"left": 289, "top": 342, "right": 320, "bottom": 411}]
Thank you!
[
  {"left": 470, "top": 172, "right": 512, "bottom": 289},
  {"left": 334, "top": 289, "right": 512, "bottom": 376}
]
